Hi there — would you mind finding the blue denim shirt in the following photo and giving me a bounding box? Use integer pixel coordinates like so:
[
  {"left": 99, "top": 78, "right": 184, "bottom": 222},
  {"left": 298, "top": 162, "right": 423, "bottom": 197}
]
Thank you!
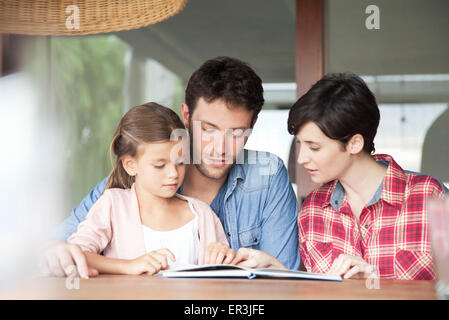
[{"left": 50, "top": 149, "right": 301, "bottom": 270}]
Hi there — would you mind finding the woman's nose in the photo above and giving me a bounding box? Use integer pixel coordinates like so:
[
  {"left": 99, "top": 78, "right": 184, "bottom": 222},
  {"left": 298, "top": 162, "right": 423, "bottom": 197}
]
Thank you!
[{"left": 297, "top": 146, "right": 309, "bottom": 165}]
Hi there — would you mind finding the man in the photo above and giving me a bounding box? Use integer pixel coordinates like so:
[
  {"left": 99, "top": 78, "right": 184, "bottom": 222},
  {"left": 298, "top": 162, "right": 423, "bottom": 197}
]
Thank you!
[{"left": 40, "top": 56, "right": 300, "bottom": 278}]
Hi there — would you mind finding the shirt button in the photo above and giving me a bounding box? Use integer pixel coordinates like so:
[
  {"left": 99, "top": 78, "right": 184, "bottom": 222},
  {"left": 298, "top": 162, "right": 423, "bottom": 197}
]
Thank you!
[
  {"left": 227, "top": 232, "right": 231, "bottom": 237},
  {"left": 334, "top": 200, "right": 339, "bottom": 205}
]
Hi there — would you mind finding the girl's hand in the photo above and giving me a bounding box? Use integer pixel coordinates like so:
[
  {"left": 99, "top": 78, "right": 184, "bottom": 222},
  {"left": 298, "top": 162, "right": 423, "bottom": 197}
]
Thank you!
[
  {"left": 327, "top": 254, "right": 377, "bottom": 279},
  {"left": 125, "top": 248, "right": 176, "bottom": 275},
  {"left": 231, "top": 248, "right": 286, "bottom": 269},
  {"left": 204, "top": 242, "right": 236, "bottom": 265}
]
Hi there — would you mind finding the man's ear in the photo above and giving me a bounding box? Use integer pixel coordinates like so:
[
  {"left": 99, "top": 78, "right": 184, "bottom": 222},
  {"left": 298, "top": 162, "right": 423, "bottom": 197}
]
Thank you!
[
  {"left": 121, "top": 155, "right": 137, "bottom": 176},
  {"left": 181, "top": 103, "right": 190, "bottom": 129},
  {"left": 347, "top": 134, "right": 364, "bottom": 154}
]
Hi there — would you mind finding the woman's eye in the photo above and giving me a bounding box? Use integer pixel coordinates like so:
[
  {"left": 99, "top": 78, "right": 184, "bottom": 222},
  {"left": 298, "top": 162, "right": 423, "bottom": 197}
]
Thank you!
[
  {"left": 153, "top": 164, "right": 165, "bottom": 169},
  {"left": 309, "top": 147, "right": 320, "bottom": 151}
]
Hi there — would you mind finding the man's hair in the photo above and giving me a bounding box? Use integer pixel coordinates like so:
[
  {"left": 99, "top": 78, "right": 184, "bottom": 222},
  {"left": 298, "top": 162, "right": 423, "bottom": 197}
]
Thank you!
[
  {"left": 287, "top": 73, "right": 380, "bottom": 154},
  {"left": 185, "top": 56, "right": 264, "bottom": 125}
]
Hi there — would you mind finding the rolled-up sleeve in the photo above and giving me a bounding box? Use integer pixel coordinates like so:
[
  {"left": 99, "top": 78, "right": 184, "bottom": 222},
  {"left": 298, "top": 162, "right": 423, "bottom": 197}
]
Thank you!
[{"left": 67, "top": 190, "right": 113, "bottom": 254}]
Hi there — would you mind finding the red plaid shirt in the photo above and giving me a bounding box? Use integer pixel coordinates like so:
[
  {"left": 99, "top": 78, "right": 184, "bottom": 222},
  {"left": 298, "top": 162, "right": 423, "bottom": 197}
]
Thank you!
[{"left": 298, "top": 154, "right": 446, "bottom": 280}]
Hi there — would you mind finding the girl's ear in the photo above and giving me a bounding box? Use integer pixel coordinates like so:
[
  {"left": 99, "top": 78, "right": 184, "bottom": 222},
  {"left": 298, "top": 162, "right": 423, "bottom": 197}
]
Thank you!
[
  {"left": 121, "top": 155, "right": 137, "bottom": 176},
  {"left": 347, "top": 134, "right": 364, "bottom": 154},
  {"left": 181, "top": 103, "right": 190, "bottom": 129}
]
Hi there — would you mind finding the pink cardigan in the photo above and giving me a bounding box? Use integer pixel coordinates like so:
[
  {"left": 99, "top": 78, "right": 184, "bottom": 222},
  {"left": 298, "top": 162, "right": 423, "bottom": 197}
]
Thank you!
[{"left": 67, "top": 184, "right": 228, "bottom": 265}]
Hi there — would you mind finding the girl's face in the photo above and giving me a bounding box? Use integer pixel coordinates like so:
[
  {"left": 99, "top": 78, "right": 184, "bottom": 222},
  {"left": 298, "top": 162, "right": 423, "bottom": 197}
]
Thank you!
[
  {"left": 124, "top": 140, "right": 187, "bottom": 198},
  {"left": 295, "top": 121, "right": 353, "bottom": 184}
]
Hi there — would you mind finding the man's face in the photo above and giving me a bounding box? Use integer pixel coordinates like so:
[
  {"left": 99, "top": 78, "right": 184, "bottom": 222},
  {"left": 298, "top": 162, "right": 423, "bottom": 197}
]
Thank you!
[{"left": 182, "top": 97, "right": 255, "bottom": 180}]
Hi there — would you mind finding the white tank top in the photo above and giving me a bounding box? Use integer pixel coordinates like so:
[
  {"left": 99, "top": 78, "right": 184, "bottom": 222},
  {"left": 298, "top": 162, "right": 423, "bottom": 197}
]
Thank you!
[{"left": 141, "top": 201, "right": 199, "bottom": 270}]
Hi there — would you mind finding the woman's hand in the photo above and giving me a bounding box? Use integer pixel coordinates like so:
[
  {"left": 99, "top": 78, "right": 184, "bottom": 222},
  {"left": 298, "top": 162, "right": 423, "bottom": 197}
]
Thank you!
[
  {"left": 124, "top": 248, "right": 176, "bottom": 275},
  {"left": 204, "top": 242, "right": 236, "bottom": 265},
  {"left": 327, "top": 254, "right": 377, "bottom": 279},
  {"left": 231, "top": 248, "right": 287, "bottom": 269}
]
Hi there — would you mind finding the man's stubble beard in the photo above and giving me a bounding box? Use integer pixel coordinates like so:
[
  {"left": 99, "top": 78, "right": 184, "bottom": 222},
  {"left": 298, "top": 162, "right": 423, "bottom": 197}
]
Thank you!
[{"left": 188, "top": 123, "right": 233, "bottom": 181}]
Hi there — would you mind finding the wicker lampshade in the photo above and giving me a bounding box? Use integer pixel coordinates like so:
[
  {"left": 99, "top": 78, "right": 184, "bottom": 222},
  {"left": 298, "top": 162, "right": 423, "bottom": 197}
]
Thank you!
[{"left": 0, "top": 0, "right": 187, "bottom": 35}]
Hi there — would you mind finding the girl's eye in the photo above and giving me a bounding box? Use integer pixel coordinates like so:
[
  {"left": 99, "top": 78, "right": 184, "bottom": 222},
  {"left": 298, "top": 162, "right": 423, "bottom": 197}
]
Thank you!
[
  {"left": 309, "top": 147, "right": 320, "bottom": 151},
  {"left": 154, "top": 164, "right": 165, "bottom": 169}
]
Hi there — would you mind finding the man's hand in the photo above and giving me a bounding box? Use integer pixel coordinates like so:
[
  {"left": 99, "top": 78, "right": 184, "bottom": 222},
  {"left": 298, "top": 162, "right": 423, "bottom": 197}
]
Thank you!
[
  {"left": 38, "top": 240, "right": 98, "bottom": 279},
  {"left": 231, "top": 248, "right": 286, "bottom": 269},
  {"left": 204, "top": 242, "right": 236, "bottom": 265},
  {"left": 327, "top": 254, "right": 377, "bottom": 279}
]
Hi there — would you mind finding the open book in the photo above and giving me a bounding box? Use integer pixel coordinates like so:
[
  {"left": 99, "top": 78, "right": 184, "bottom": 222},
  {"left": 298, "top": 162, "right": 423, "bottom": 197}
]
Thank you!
[{"left": 161, "top": 264, "right": 342, "bottom": 281}]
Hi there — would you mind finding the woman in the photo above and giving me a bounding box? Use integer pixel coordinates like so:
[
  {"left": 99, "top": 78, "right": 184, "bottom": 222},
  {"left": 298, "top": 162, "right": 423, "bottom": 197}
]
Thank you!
[{"left": 232, "top": 73, "right": 447, "bottom": 280}]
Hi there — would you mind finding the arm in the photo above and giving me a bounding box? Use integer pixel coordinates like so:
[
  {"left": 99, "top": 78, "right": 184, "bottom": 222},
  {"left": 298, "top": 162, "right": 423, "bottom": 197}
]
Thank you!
[
  {"left": 85, "top": 249, "right": 176, "bottom": 275},
  {"left": 259, "top": 160, "right": 301, "bottom": 270}
]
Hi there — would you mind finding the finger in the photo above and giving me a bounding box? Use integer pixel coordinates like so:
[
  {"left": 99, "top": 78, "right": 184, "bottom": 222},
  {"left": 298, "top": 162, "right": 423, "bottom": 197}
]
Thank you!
[
  {"left": 156, "top": 248, "right": 176, "bottom": 263},
  {"left": 150, "top": 252, "right": 169, "bottom": 270},
  {"left": 230, "top": 248, "right": 250, "bottom": 265},
  {"left": 87, "top": 267, "right": 99, "bottom": 277},
  {"left": 146, "top": 255, "right": 163, "bottom": 270},
  {"left": 328, "top": 255, "right": 343, "bottom": 275},
  {"left": 236, "top": 259, "right": 257, "bottom": 268},
  {"left": 46, "top": 253, "right": 65, "bottom": 277},
  {"left": 215, "top": 250, "right": 225, "bottom": 265},
  {"left": 68, "top": 245, "right": 90, "bottom": 279},
  {"left": 223, "top": 250, "right": 236, "bottom": 264},
  {"left": 344, "top": 265, "right": 361, "bottom": 279},
  {"left": 340, "top": 259, "right": 354, "bottom": 276},
  {"left": 208, "top": 247, "right": 219, "bottom": 265},
  {"left": 204, "top": 244, "right": 215, "bottom": 265},
  {"left": 57, "top": 250, "right": 78, "bottom": 277}
]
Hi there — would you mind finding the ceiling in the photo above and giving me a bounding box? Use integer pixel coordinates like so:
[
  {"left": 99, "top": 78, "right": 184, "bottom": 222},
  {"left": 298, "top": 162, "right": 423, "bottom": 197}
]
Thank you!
[{"left": 115, "top": 0, "right": 449, "bottom": 103}]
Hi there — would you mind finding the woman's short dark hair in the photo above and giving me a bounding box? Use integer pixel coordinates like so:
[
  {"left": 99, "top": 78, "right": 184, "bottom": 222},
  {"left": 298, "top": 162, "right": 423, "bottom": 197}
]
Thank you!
[
  {"left": 185, "top": 56, "right": 264, "bottom": 125},
  {"left": 287, "top": 73, "right": 380, "bottom": 154}
]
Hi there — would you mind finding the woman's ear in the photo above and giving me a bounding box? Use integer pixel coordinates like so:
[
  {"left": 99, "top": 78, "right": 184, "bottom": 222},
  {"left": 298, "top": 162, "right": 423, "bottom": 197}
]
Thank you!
[
  {"left": 121, "top": 155, "right": 137, "bottom": 176},
  {"left": 347, "top": 134, "right": 364, "bottom": 154},
  {"left": 181, "top": 103, "right": 190, "bottom": 129}
]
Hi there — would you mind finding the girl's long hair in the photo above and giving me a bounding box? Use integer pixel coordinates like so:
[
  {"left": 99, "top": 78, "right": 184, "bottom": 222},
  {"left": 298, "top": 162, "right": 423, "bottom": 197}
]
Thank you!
[{"left": 106, "top": 102, "right": 186, "bottom": 189}]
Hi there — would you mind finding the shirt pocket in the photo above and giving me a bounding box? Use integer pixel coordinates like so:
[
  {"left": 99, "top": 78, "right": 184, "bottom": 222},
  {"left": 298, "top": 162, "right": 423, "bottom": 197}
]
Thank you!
[
  {"left": 238, "top": 225, "right": 261, "bottom": 248},
  {"left": 394, "top": 249, "right": 435, "bottom": 280},
  {"left": 304, "top": 241, "right": 336, "bottom": 273}
]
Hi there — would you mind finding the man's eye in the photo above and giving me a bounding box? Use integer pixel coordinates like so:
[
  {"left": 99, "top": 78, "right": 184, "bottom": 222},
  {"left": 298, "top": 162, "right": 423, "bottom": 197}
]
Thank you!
[
  {"left": 203, "top": 128, "right": 217, "bottom": 134},
  {"left": 309, "top": 147, "right": 320, "bottom": 151},
  {"left": 154, "top": 164, "right": 165, "bottom": 169},
  {"left": 231, "top": 129, "right": 244, "bottom": 137}
]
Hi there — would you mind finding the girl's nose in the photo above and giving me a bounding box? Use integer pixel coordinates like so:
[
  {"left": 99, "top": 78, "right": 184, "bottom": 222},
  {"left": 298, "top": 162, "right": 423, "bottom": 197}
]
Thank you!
[{"left": 167, "top": 164, "right": 179, "bottom": 180}]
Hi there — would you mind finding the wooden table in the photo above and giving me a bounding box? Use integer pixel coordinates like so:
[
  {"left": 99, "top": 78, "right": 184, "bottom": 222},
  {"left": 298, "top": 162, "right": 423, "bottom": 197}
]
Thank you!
[{"left": 1, "top": 274, "right": 438, "bottom": 300}]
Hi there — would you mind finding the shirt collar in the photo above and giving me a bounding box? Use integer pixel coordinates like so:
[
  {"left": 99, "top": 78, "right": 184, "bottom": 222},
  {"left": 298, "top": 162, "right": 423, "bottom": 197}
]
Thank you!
[{"left": 324, "top": 154, "right": 406, "bottom": 210}]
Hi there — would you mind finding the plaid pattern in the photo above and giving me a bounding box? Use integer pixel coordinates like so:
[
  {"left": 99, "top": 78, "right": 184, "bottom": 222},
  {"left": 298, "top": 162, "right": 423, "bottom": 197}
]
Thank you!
[{"left": 298, "top": 154, "right": 446, "bottom": 280}]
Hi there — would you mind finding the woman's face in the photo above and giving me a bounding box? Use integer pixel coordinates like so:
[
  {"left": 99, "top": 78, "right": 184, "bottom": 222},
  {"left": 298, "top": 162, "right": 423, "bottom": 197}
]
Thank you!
[{"left": 295, "top": 121, "right": 353, "bottom": 184}]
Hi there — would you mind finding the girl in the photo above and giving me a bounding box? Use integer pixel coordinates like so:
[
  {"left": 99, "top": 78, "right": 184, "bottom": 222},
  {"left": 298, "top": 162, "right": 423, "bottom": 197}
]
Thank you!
[
  {"left": 68, "top": 102, "right": 234, "bottom": 275},
  {"left": 232, "top": 73, "right": 447, "bottom": 280}
]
